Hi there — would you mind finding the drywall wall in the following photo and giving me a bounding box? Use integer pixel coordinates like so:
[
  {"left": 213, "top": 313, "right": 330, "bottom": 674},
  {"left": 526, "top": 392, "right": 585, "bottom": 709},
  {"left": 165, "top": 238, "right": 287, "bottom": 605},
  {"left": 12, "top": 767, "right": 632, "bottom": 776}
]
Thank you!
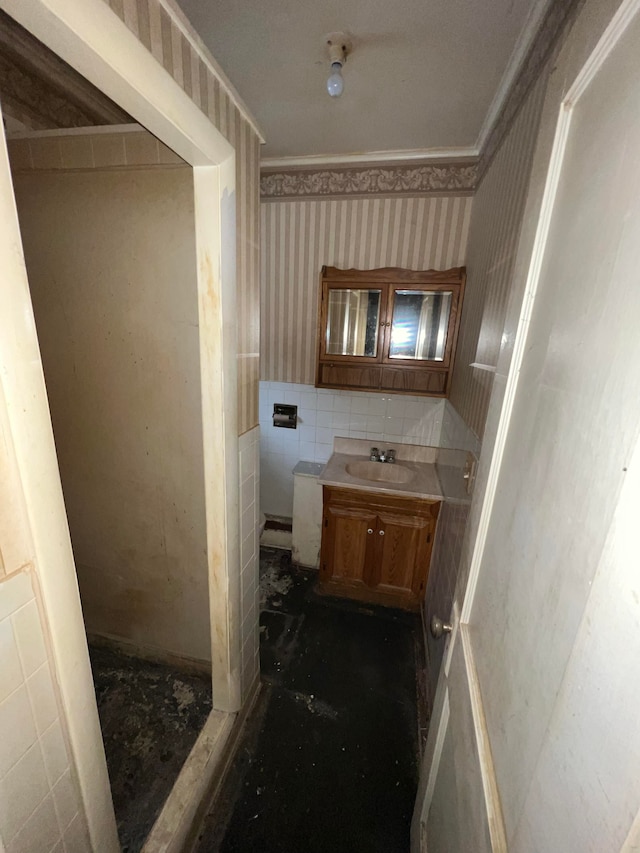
[{"left": 12, "top": 165, "right": 211, "bottom": 664}]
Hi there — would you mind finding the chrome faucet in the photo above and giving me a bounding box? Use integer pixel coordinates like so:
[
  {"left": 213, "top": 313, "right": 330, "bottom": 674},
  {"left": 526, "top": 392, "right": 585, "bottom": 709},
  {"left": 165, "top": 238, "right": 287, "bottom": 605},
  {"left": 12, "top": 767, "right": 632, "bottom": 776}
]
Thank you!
[{"left": 370, "top": 447, "right": 396, "bottom": 463}]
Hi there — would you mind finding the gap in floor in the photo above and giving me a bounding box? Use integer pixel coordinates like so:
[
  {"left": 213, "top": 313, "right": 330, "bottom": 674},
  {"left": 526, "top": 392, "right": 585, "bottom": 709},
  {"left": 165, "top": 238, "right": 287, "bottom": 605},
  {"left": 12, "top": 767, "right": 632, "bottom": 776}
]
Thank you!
[{"left": 194, "top": 546, "right": 424, "bottom": 853}]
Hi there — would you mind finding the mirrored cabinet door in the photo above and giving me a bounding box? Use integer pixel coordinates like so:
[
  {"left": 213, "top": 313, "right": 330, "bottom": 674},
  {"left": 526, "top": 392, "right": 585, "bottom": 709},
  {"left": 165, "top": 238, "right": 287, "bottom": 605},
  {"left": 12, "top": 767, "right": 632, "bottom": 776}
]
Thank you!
[
  {"left": 388, "top": 290, "right": 453, "bottom": 361},
  {"left": 317, "top": 267, "right": 465, "bottom": 397},
  {"left": 325, "top": 288, "right": 382, "bottom": 357}
]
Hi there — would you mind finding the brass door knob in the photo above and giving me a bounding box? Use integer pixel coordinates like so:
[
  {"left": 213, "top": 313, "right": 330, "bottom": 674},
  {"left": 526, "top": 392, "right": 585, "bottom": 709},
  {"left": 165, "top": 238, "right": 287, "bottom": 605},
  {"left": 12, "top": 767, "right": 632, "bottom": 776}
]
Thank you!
[{"left": 430, "top": 615, "right": 453, "bottom": 639}]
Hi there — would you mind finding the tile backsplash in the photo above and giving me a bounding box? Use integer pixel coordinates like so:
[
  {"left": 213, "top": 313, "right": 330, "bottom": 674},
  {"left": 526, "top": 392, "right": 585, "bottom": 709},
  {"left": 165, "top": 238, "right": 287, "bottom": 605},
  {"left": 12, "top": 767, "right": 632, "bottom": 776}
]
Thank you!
[
  {"left": 0, "top": 570, "right": 89, "bottom": 853},
  {"left": 260, "top": 382, "right": 445, "bottom": 517},
  {"left": 440, "top": 398, "right": 481, "bottom": 455},
  {"left": 259, "top": 382, "right": 481, "bottom": 517}
]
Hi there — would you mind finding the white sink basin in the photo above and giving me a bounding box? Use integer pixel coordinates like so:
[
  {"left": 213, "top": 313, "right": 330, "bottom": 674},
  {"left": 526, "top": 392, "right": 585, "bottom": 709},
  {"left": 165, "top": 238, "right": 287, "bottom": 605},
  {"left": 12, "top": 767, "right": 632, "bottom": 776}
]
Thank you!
[{"left": 345, "top": 460, "right": 415, "bottom": 485}]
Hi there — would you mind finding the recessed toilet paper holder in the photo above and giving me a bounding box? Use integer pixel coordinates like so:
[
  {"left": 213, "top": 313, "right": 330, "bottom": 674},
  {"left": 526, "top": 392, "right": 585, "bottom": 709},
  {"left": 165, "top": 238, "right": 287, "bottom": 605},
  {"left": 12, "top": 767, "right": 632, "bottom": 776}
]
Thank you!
[{"left": 273, "top": 403, "right": 298, "bottom": 429}]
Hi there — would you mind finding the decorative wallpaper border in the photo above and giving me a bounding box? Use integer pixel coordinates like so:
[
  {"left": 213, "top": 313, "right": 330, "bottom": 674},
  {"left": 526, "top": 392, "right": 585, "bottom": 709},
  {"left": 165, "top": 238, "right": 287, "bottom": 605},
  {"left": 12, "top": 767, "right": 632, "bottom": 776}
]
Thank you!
[
  {"left": 260, "top": 160, "right": 477, "bottom": 200},
  {"left": 261, "top": 0, "right": 584, "bottom": 200}
]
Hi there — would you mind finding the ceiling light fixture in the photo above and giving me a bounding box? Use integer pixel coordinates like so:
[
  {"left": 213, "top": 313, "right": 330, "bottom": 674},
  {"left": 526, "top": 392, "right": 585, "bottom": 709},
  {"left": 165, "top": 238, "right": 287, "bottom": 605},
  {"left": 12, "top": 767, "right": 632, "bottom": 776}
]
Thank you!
[{"left": 325, "top": 32, "right": 352, "bottom": 98}]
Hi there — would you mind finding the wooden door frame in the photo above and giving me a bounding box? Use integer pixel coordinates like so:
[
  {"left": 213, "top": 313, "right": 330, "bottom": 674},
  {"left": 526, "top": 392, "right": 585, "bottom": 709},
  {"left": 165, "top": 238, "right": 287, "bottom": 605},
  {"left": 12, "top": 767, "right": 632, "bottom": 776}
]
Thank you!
[{"left": 0, "top": 1, "right": 246, "bottom": 849}]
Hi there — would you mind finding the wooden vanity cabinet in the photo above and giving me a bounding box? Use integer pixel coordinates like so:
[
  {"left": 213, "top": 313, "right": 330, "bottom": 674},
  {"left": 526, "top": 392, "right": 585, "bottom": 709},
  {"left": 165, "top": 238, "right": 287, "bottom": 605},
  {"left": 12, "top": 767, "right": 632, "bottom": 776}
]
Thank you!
[
  {"left": 316, "top": 266, "right": 466, "bottom": 397},
  {"left": 319, "top": 486, "right": 441, "bottom": 611}
]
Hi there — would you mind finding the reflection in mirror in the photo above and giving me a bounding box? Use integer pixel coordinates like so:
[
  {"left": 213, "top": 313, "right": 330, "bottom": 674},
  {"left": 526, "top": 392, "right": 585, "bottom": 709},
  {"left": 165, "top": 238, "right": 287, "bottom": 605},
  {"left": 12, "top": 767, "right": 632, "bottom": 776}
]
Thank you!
[
  {"left": 326, "top": 289, "right": 381, "bottom": 357},
  {"left": 389, "top": 290, "right": 452, "bottom": 361}
]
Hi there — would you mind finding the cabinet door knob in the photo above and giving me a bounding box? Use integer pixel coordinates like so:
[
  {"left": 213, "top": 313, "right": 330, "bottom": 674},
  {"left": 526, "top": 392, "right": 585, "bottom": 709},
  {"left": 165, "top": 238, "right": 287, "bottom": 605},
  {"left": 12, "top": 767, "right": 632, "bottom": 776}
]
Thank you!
[
  {"left": 430, "top": 615, "right": 453, "bottom": 638},
  {"left": 367, "top": 528, "right": 373, "bottom": 534},
  {"left": 379, "top": 529, "right": 385, "bottom": 536}
]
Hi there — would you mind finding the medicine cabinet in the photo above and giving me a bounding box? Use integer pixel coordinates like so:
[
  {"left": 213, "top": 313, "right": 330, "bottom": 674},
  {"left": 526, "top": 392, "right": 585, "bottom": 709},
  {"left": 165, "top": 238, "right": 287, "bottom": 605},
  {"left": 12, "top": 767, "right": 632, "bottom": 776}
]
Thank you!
[{"left": 316, "top": 266, "right": 466, "bottom": 396}]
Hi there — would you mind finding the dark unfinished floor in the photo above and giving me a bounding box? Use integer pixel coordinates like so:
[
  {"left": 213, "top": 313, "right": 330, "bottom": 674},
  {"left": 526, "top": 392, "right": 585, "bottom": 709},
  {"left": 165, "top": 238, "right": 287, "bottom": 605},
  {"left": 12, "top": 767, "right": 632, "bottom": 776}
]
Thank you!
[
  {"left": 89, "top": 645, "right": 212, "bottom": 852},
  {"left": 195, "top": 547, "right": 423, "bottom": 853}
]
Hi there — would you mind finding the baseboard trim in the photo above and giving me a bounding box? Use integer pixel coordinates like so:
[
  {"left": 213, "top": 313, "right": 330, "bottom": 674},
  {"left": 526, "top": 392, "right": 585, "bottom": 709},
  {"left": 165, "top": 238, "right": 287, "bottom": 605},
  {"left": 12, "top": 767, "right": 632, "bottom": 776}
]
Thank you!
[
  {"left": 86, "top": 631, "right": 212, "bottom": 677},
  {"left": 141, "top": 708, "right": 235, "bottom": 853},
  {"left": 139, "top": 673, "right": 262, "bottom": 853},
  {"left": 184, "top": 673, "right": 262, "bottom": 852}
]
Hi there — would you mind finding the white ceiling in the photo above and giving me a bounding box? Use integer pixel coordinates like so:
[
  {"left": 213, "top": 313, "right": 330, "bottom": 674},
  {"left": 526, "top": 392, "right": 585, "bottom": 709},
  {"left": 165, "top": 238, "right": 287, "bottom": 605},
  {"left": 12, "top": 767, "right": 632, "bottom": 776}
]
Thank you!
[{"left": 176, "top": 0, "right": 545, "bottom": 162}]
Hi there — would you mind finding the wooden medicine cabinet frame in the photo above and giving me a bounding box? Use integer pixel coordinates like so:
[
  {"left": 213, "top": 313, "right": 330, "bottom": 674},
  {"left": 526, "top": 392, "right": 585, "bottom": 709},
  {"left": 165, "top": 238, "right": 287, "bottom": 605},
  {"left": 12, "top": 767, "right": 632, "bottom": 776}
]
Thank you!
[{"left": 316, "top": 266, "right": 466, "bottom": 397}]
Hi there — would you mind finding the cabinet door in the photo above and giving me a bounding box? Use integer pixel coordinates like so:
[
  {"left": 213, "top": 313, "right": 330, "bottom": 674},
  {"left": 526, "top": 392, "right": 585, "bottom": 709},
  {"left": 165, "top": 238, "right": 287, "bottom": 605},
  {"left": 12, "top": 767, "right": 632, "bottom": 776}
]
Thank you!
[
  {"left": 316, "top": 267, "right": 465, "bottom": 397},
  {"left": 384, "top": 285, "right": 461, "bottom": 369},
  {"left": 320, "top": 504, "right": 377, "bottom": 589},
  {"left": 369, "top": 511, "right": 433, "bottom": 599},
  {"left": 320, "top": 283, "right": 386, "bottom": 363}
]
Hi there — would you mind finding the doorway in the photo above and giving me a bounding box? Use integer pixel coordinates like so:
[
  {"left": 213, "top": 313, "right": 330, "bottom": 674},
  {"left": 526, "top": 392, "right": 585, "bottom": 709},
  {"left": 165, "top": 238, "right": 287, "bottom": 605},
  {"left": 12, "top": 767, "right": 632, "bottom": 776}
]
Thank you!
[
  {"left": 0, "top": 1, "right": 243, "bottom": 849},
  {"left": 6, "top": 117, "right": 218, "bottom": 848}
]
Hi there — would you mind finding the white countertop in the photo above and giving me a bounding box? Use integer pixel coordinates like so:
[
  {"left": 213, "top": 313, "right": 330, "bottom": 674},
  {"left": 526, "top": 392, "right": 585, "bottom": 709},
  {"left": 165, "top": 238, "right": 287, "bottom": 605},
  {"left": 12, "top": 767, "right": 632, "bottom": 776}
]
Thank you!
[
  {"left": 320, "top": 452, "right": 444, "bottom": 500},
  {"left": 317, "top": 437, "right": 473, "bottom": 505}
]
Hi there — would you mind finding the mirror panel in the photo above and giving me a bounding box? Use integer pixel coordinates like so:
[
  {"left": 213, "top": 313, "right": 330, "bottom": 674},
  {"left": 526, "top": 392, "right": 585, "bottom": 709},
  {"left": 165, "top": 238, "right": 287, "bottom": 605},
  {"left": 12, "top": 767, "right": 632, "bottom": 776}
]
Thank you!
[
  {"left": 389, "top": 290, "right": 452, "bottom": 361},
  {"left": 326, "top": 288, "right": 382, "bottom": 357}
]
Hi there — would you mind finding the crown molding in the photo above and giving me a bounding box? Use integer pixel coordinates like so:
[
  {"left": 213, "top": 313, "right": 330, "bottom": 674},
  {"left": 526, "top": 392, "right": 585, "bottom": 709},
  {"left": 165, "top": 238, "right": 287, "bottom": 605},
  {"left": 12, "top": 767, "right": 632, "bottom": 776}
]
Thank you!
[
  {"left": 477, "top": 0, "right": 584, "bottom": 181},
  {"left": 260, "top": 147, "right": 478, "bottom": 169},
  {"left": 259, "top": 0, "right": 583, "bottom": 200},
  {"left": 475, "top": 0, "right": 551, "bottom": 153}
]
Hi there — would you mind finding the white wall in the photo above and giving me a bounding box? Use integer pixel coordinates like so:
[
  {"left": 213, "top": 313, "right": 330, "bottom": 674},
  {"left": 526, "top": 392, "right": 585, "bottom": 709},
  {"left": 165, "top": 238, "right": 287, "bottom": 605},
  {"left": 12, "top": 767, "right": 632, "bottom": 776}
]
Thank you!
[
  {"left": 416, "top": 1, "right": 640, "bottom": 847},
  {"left": 13, "top": 165, "right": 211, "bottom": 665},
  {"left": 470, "top": 7, "right": 640, "bottom": 841}
]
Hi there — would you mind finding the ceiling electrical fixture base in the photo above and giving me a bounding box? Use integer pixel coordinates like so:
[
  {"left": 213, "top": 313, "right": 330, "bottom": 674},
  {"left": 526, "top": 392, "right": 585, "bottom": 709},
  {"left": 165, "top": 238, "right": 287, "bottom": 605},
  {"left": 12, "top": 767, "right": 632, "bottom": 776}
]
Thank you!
[{"left": 325, "top": 32, "right": 352, "bottom": 98}]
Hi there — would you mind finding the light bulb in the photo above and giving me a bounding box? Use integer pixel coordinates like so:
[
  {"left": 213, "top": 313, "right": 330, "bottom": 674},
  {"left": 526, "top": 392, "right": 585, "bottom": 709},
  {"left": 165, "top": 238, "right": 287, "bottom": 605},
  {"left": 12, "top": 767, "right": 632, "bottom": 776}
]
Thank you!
[{"left": 327, "top": 61, "right": 344, "bottom": 97}]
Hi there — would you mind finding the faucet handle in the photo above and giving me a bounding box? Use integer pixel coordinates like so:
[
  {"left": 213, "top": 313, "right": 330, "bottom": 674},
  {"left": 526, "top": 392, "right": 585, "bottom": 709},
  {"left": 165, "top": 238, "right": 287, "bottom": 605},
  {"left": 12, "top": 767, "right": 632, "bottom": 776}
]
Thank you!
[
  {"left": 369, "top": 447, "right": 380, "bottom": 461},
  {"left": 386, "top": 448, "right": 396, "bottom": 463}
]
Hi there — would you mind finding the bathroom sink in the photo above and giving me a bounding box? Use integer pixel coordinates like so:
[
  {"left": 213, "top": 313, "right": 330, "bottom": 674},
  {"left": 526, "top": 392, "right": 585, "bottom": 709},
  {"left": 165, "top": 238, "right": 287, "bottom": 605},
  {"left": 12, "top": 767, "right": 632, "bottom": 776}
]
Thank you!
[{"left": 345, "top": 460, "right": 415, "bottom": 484}]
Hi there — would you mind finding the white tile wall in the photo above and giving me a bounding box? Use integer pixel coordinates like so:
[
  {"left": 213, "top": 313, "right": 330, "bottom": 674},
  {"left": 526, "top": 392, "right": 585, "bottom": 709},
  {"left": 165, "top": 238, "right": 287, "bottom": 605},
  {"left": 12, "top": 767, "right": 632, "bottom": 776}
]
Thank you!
[
  {"left": 0, "top": 570, "right": 89, "bottom": 853},
  {"left": 259, "top": 382, "right": 446, "bottom": 517},
  {"left": 238, "top": 427, "right": 260, "bottom": 700},
  {"left": 440, "top": 400, "right": 481, "bottom": 454}
]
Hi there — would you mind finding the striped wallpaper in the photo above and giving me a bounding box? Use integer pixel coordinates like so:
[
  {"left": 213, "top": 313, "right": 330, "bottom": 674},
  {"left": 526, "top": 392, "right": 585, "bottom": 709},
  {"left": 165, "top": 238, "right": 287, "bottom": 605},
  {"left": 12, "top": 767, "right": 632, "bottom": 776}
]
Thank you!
[
  {"left": 103, "top": 0, "right": 262, "bottom": 435},
  {"left": 449, "top": 69, "right": 549, "bottom": 440},
  {"left": 260, "top": 196, "right": 473, "bottom": 386}
]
